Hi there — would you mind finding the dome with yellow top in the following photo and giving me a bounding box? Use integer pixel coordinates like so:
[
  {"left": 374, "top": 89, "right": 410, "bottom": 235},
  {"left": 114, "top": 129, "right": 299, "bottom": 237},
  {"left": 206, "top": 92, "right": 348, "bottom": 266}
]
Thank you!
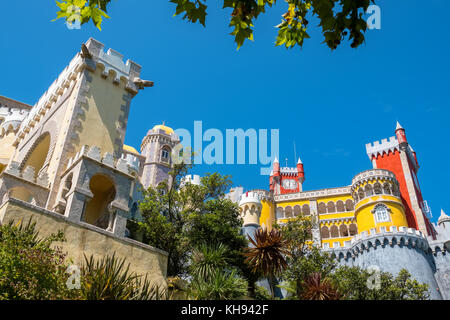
[
  {"left": 152, "top": 123, "right": 174, "bottom": 135},
  {"left": 123, "top": 144, "right": 139, "bottom": 154}
]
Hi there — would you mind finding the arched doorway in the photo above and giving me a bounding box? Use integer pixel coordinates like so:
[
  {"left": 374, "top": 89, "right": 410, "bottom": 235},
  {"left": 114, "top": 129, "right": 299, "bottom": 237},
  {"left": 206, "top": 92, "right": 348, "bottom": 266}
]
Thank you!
[{"left": 83, "top": 174, "right": 116, "bottom": 229}]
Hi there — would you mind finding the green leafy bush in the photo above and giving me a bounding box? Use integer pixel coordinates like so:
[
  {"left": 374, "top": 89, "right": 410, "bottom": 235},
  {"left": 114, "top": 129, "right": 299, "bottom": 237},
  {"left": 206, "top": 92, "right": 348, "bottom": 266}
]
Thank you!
[{"left": 0, "top": 219, "right": 77, "bottom": 300}]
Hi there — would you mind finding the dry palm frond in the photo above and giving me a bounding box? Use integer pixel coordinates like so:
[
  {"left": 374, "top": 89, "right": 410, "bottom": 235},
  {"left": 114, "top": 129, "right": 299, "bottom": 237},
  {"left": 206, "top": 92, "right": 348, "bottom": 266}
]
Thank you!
[
  {"left": 243, "top": 228, "right": 289, "bottom": 277},
  {"left": 301, "top": 272, "right": 341, "bottom": 300}
]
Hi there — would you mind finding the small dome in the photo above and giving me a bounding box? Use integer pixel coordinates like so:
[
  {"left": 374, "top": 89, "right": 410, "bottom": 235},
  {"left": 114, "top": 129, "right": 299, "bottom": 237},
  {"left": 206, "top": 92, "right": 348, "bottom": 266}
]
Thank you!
[
  {"left": 153, "top": 124, "right": 174, "bottom": 135},
  {"left": 438, "top": 209, "right": 450, "bottom": 224},
  {"left": 123, "top": 144, "right": 139, "bottom": 154}
]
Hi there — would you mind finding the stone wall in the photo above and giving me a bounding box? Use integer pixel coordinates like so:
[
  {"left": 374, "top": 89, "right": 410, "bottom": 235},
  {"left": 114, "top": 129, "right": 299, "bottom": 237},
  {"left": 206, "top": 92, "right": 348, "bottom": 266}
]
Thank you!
[
  {"left": 0, "top": 198, "right": 168, "bottom": 288},
  {"left": 329, "top": 229, "right": 446, "bottom": 300}
]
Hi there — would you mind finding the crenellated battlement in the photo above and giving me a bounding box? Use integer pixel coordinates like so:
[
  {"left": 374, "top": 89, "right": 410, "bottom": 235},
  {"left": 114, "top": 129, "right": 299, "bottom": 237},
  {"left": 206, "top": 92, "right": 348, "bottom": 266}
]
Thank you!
[
  {"left": 181, "top": 174, "right": 201, "bottom": 186},
  {"left": 366, "top": 136, "right": 399, "bottom": 160},
  {"left": 14, "top": 38, "right": 144, "bottom": 147},
  {"left": 3, "top": 161, "right": 49, "bottom": 188},
  {"left": 239, "top": 191, "right": 264, "bottom": 207},
  {"left": 351, "top": 168, "right": 397, "bottom": 188},
  {"left": 280, "top": 167, "right": 298, "bottom": 176},
  {"left": 324, "top": 225, "right": 428, "bottom": 253},
  {"left": 0, "top": 106, "right": 30, "bottom": 136},
  {"left": 65, "top": 145, "right": 133, "bottom": 176}
]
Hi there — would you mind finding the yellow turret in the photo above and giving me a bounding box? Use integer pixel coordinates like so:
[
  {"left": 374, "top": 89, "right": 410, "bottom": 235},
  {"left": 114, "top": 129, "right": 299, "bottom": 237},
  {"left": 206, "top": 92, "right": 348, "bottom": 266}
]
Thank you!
[{"left": 351, "top": 169, "right": 408, "bottom": 234}]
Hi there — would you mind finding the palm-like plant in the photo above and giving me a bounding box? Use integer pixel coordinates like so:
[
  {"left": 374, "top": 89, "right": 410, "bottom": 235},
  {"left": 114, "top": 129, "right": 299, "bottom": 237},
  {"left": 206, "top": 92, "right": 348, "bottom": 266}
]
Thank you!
[
  {"left": 190, "top": 242, "right": 229, "bottom": 281},
  {"left": 301, "top": 272, "right": 341, "bottom": 300},
  {"left": 188, "top": 269, "right": 247, "bottom": 300},
  {"left": 243, "top": 228, "right": 289, "bottom": 298}
]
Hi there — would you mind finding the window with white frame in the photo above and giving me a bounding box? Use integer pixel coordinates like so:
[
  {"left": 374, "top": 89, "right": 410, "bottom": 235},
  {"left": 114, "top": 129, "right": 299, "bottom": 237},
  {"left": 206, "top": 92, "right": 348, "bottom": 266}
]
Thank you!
[
  {"left": 373, "top": 204, "right": 390, "bottom": 223},
  {"left": 161, "top": 147, "right": 170, "bottom": 163}
]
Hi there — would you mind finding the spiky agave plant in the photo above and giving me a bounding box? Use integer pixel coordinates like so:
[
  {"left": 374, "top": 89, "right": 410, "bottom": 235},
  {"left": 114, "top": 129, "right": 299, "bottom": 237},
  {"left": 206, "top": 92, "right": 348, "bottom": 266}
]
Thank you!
[
  {"left": 190, "top": 242, "right": 229, "bottom": 281},
  {"left": 243, "top": 228, "right": 289, "bottom": 298},
  {"left": 81, "top": 253, "right": 167, "bottom": 300},
  {"left": 301, "top": 272, "right": 341, "bottom": 300},
  {"left": 188, "top": 269, "right": 247, "bottom": 300}
]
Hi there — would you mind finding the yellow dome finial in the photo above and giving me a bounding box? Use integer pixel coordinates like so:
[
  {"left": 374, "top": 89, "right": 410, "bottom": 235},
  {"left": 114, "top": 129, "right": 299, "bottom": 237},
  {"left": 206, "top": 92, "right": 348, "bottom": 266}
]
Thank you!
[{"left": 152, "top": 123, "right": 174, "bottom": 135}]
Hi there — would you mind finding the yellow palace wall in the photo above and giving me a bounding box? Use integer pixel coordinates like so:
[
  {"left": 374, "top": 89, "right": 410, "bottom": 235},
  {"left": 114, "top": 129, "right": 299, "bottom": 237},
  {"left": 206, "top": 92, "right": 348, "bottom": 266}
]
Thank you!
[
  {"left": 355, "top": 196, "right": 408, "bottom": 234},
  {"left": 275, "top": 193, "right": 357, "bottom": 247}
]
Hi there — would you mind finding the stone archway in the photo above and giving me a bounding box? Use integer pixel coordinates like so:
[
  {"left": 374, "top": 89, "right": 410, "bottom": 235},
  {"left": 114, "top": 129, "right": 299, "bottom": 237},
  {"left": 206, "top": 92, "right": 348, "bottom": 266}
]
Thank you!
[
  {"left": 82, "top": 174, "right": 116, "bottom": 229},
  {"left": 21, "top": 133, "right": 51, "bottom": 178}
]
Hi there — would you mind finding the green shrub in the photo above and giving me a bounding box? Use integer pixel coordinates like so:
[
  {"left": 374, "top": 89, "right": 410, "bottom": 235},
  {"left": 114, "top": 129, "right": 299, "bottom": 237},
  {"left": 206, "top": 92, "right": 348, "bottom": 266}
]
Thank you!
[{"left": 0, "top": 219, "right": 77, "bottom": 300}]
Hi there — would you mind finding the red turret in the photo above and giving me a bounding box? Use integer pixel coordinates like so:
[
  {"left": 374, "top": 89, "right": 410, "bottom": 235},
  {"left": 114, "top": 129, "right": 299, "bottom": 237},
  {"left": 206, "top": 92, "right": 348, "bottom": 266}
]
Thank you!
[
  {"left": 269, "top": 157, "right": 280, "bottom": 192},
  {"left": 273, "top": 157, "right": 280, "bottom": 177},
  {"left": 297, "top": 157, "right": 305, "bottom": 183},
  {"left": 366, "top": 122, "right": 435, "bottom": 237},
  {"left": 395, "top": 121, "right": 408, "bottom": 148}
]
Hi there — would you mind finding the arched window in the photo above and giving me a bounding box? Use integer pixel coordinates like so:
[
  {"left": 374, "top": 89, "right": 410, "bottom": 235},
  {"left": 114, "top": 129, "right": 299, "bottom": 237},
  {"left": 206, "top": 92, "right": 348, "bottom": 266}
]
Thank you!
[
  {"left": 160, "top": 146, "right": 171, "bottom": 163},
  {"left": 336, "top": 201, "right": 345, "bottom": 212},
  {"left": 349, "top": 224, "right": 358, "bottom": 236},
  {"left": 373, "top": 204, "right": 390, "bottom": 223},
  {"left": 318, "top": 202, "right": 327, "bottom": 214},
  {"left": 276, "top": 207, "right": 284, "bottom": 219},
  {"left": 358, "top": 188, "right": 365, "bottom": 200},
  {"left": 321, "top": 226, "right": 330, "bottom": 239},
  {"left": 302, "top": 204, "right": 310, "bottom": 216},
  {"left": 330, "top": 225, "right": 339, "bottom": 238},
  {"left": 374, "top": 182, "right": 382, "bottom": 195},
  {"left": 339, "top": 224, "right": 349, "bottom": 237},
  {"left": 293, "top": 205, "right": 301, "bottom": 217},
  {"left": 391, "top": 184, "right": 400, "bottom": 197},
  {"left": 383, "top": 183, "right": 391, "bottom": 195},
  {"left": 345, "top": 199, "right": 354, "bottom": 211},
  {"left": 327, "top": 201, "right": 336, "bottom": 213},
  {"left": 353, "top": 193, "right": 359, "bottom": 202},
  {"left": 365, "top": 184, "right": 374, "bottom": 197},
  {"left": 285, "top": 206, "right": 293, "bottom": 218}
]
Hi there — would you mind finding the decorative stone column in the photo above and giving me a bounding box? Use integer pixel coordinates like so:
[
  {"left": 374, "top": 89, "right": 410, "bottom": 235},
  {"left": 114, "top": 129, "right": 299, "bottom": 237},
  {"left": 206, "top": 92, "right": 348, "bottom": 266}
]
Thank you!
[
  {"left": 309, "top": 199, "right": 321, "bottom": 246},
  {"left": 64, "top": 187, "right": 93, "bottom": 222}
]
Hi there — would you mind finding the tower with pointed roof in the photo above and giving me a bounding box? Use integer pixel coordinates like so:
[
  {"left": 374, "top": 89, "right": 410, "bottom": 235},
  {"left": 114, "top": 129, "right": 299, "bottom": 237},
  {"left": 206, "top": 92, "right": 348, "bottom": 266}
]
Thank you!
[
  {"left": 366, "top": 122, "right": 435, "bottom": 237},
  {"left": 269, "top": 156, "right": 305, "bottom": 196},
  {"left": 140, "top": 123, "right": 180, "bottom": 189}
]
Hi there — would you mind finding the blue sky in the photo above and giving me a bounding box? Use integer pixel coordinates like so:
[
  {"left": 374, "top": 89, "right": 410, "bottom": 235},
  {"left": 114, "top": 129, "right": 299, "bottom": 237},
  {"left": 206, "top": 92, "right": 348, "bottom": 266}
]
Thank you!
[{"left": 0, "top": 1, "right": 449, "bottom": 223}]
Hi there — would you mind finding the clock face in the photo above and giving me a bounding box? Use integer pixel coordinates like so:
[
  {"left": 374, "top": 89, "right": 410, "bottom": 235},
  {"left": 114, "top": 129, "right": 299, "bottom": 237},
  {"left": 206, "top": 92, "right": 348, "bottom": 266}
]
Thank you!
[{"left": 282, "top": 179, "right": 297, "bottom": 190}]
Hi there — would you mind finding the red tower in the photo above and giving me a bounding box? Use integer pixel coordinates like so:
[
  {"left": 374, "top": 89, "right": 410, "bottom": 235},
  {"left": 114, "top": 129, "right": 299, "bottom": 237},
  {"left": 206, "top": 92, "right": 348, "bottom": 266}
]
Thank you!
[
  {"left": 366, "top": 122, "right": 435, "bottom": 237},
  {"left": 297, "top": 157, "right": 305, "bottom": 183},
  {"left": 270, "top": 157, "right": 305, "bottom": 196}
]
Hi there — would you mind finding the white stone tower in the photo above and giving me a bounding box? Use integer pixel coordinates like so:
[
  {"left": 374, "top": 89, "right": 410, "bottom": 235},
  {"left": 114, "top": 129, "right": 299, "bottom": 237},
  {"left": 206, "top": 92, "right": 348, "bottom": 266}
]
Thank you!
[
  {"left": 239, "top": 191, "right": 263, "bottom": 243},
  {"left": 140, "top": 124, "right": 180, "bottom": 190}
]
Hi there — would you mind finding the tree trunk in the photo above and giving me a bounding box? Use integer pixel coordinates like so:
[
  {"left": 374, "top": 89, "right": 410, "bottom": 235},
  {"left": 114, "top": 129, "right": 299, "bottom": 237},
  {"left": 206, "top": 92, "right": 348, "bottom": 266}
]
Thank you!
[{"left": 269, "top": 275, "right": 275, "bottom": 299}]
